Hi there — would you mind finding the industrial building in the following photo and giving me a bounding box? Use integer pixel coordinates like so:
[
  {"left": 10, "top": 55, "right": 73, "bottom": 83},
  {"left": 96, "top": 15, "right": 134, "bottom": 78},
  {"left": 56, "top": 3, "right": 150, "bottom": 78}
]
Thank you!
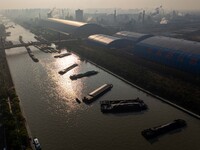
[
  {"left": 39, "top": 17, "right": 200, "bottom": 75},
  {"left": 135, "top": 36, "right": 200, "bottom": 74},
  {"left": 39, "top": 18, "right": 107, "bottom": 38},
  {"left": 87, "top": 34, "right": 133, "bottom": 49},
  {"left": 75, "top": 9, "right": 84, "bottom": 21},
  {"left": 114, "top": 31, "right": 152, "bottom": 43}
]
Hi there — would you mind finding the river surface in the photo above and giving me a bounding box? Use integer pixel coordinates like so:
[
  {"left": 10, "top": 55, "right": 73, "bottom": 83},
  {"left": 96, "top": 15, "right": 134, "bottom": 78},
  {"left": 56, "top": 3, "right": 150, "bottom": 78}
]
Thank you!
[{"left": 5, "top": 22, "right": 200, "bottom": 150}]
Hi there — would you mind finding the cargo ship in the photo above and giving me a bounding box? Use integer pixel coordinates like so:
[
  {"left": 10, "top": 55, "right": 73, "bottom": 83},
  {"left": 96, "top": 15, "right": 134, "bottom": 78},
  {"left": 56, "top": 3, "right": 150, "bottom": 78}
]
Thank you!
[
  {"left": 70, "top": 70, "right": 98, "bottom": 80},
  {"left": 54, "top": 52, "right": 71, "bottom": 58},
  {"left": 82, "top": 84, "right": 113, "bottom": 104},
  {"left": 58, "top": 63, "right": 78, "bottom": 75},
  {"left": 141, "top": 119, "right": 186, "bottom": 139},
  {"left": 100, "top": 98, "right": 148, "bottom": 113}
]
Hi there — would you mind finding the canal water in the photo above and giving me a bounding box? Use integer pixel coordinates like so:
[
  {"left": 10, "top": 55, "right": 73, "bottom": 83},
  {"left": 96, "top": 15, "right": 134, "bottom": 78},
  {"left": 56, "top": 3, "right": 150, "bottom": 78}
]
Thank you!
[{"left": 5, "top": 22, "right": 200, "bottom": 150}]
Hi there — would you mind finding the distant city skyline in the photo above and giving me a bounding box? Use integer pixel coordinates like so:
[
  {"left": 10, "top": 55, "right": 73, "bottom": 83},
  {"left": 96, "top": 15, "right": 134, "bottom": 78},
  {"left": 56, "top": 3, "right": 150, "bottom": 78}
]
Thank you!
[{"left": 0, "top": 0, "right": 200, "bottom": 10}]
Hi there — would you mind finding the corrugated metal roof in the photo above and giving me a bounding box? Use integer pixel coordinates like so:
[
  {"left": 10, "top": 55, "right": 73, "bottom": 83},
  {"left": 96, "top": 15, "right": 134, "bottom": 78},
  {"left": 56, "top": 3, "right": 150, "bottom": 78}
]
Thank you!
[
  {"left": 138, "top": 36, "right": 200, "bottom": 55},
  {"left": 48, "top": 18, "right": 87, "bottom": 27},
  {"left": 88, "top": 34, "right": 120, "bottom": 45},
  {"left": 115, "top": 31, "right": 152, "bottom": 42}
]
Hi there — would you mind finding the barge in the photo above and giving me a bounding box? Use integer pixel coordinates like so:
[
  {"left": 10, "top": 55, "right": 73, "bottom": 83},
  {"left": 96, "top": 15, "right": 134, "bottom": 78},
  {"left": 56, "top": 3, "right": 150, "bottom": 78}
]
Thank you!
[
  {"left": 54, "top": 52, "right": 71, "bottom": 58},
  {"left": 100, "top": 98, "right": 148, "bottom": 113},
  {"left": 82, "top": 84, "right": 113, "bottom": 104},
  {"left": 141, "top": 119, "right": 186, "bottom": 139},
  {"left": 25, "top": 46, "right": 39, "bottom": 62},
  {"left": 58, "top": 63, "right": 78, "bottom": 75},
  {"left": 70, "top": 70, "right": 98, "bottom": 80}
]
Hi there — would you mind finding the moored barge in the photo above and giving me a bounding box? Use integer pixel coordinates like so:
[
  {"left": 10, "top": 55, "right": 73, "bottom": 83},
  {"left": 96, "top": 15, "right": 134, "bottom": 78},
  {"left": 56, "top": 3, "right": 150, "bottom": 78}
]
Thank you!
[
  {"left": 54, "top": 52, "right": 71, "bottom": 58},
  {"left": 83, "top": 84, "right": 113, "bottom": 104},
  {"left": 70, "top": 70, "right": 98, "bottom": 80},
  {"left": 58, "top": 63, "right": 78, "bottom": 75},
  {"left": 100, "top": 98, "right": 148, "bottom": 113},
  {"left": 141, "top": 119, "right": 186, "bottom": 139}
]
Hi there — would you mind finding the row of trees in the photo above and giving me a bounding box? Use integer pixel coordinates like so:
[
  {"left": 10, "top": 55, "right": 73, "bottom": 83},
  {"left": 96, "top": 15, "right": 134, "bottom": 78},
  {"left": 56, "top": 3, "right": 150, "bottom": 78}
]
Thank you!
[{"left": 0, "top": 43, "right": 31, "bottom": 149}]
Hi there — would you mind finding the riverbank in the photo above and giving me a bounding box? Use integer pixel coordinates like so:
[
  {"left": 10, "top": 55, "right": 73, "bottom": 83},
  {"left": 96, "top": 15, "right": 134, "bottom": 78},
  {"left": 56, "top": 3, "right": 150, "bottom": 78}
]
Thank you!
[
  {"left": 62, "top": 43, "right": 200, "bottom": 116},
  {"left": 0, "top": 48, "right": 32, "bottom": 149}
]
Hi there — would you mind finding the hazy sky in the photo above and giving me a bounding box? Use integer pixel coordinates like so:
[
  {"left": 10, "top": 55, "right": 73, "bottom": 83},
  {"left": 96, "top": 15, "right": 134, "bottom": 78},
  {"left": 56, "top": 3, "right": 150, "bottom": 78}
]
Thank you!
[{"left": 0, "top": 0, "right": 200, "bottom": 10}]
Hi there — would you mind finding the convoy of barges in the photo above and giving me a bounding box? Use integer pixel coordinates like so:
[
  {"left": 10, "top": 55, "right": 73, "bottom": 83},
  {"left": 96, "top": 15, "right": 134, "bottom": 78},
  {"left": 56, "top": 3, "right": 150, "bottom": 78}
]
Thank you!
[{"left": 17, "top": 34, "right": 188, "bottom": 149}]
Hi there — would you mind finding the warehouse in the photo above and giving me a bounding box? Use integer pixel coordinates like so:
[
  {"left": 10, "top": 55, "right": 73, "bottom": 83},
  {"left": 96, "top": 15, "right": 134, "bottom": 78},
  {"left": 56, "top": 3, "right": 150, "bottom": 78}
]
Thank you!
[
  {"left": 87, "top": 34, "right": 133, "bottom": 49},
  {"left": 114, "top": 31, "right": 152, "bottom": 43},
  {"left": 40, "top": 18, "right": 106, "bottom": 38},
  {"left": 135, "top": 36, "right": 200, "bottom": 74}
]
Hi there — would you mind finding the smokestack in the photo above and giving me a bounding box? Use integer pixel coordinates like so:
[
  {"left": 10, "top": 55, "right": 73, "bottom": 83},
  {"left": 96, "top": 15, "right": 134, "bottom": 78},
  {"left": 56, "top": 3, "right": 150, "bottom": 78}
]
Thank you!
[
  {"left": 142, "top": 10, "right": 145, "bottom": 24},
  {"left": 114, "top": 9, "right": 117, "bottom": 22}
]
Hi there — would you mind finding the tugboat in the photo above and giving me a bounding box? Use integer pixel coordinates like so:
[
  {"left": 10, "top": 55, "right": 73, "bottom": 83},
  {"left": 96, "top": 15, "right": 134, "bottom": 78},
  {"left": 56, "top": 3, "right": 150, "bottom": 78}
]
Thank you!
[
  {"left": 100, "top": 98, "right": 148, "bottom": 113},
  {"left": 33, "top": 137, "right": 41, "bottom": 150},
  {"left": 141, "top": 119, "right": 187, "bottom": 139}
]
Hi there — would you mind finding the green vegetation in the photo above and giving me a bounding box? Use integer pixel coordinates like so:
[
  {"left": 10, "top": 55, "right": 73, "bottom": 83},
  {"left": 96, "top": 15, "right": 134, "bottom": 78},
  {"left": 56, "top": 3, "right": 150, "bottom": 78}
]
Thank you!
[{"left": 0, "top": 43, "right": 31, "bottom": 149}]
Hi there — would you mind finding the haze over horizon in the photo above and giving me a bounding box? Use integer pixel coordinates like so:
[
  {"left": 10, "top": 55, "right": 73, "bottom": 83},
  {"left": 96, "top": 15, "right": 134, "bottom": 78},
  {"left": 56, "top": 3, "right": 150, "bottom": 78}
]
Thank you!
[{"left": 0, "top": 0, "right": 200, "bottom": 10}]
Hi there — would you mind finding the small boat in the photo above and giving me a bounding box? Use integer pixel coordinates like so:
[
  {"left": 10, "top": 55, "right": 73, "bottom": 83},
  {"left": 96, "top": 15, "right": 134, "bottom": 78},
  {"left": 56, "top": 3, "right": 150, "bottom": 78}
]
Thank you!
[
  {"left": 33, "top": 137, "right": 41, "bottom": 150},
  {"left": 141, "top": 119, "right": 186, "bottom": 139}
]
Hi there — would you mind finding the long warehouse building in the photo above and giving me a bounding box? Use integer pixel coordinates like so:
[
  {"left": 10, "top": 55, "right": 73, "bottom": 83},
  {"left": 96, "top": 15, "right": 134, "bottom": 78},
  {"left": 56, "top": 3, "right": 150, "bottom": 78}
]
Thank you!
[
  {"left": 39, "top": 18, "right": 107, "bottom": 38},
  {"left": 87, "top": 34, "right": 133, "bottom": 49},
  {"left": 135, "top": 36, "right": 200, "bottom": 74}
]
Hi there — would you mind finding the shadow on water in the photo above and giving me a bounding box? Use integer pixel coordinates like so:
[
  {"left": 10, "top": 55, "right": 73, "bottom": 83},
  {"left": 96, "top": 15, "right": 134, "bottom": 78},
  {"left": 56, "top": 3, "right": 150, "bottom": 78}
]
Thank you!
[{"left": 101, "top": 110, "right": 149, "bottom": 117}]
